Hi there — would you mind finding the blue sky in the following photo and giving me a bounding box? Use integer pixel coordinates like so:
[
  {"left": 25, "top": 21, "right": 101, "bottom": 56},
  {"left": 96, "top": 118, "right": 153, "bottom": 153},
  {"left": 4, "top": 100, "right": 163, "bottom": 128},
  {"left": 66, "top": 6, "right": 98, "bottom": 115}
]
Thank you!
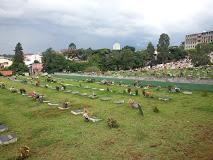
[{"left": 0, "top": 0, "right": 213, "bottom": 54}]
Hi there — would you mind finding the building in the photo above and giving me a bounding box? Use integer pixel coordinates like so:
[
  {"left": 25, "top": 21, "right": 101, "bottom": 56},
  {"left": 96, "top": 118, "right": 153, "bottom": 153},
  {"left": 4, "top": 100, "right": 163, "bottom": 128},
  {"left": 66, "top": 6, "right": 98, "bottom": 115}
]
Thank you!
[
  {"left": 0, "top": 57, "right": 13, "bottom": 68},
  {"left": 0, "top": 70, "right": 13, "bottom": 76},
  {"left": 112, "top": 42, "right": 121, "bottom": 50},
  {"left": 185, "top": 31, "right": 213, "bottom": 50},
  {"left": 29, "top": 63, "right": 43, "bottom": 75},
  {"left": 24, "top": 54, "right": 42, "bottom": 66}
]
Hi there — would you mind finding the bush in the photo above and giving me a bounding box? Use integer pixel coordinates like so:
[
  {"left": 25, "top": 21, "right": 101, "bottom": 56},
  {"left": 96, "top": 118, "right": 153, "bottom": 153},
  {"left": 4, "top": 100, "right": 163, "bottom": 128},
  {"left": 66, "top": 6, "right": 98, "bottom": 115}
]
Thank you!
[
  {"left": 0, "top": 83, "right": 5, "bottom": 89},
  {"left": 127, "top": 88, "right": 131, "bottom": 94},
  {"left": 135, "top": 89, "right": 138, "bottom": 95},
  {"left": 153, "top": 107, "right": 160, "bottom": 113},
  {"left": 107, "top": 118, "right": 119, "bottom": 128}
]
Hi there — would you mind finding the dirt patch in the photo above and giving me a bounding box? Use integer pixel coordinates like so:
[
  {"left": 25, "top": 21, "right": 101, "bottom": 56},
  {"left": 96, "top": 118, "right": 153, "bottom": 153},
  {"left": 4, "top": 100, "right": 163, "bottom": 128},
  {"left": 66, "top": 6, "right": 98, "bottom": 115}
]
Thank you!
[
  {"left": 116, "top": 146, "right": 144, "bottom": 160},
  {"left": 175, "top": 124, "right": 213, "bottom": 160}
]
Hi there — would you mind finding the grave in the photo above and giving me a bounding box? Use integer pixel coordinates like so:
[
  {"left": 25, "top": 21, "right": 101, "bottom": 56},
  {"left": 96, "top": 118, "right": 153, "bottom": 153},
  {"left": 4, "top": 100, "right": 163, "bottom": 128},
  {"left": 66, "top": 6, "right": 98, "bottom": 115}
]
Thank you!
[
  {"left": 43, "top": 101, "right": 50, "bottom": 103},
  {"left": 158, "top": 96, "right": 171, "bottom": 101},
  {"left": 71, "top": 109, "right": 84, "bottom": 115},
  {"left": 88, "top": 95, "right": 98, "bottom": 99},
  {"left": 80, "top": 93, "right": 88, "bottom": 96},
  {"left": 58, "top": 106, "right": 69, "bottom": 110},
  {"left": 64, "top": 90, "right": 72, "bottom": 93},
  {"left": 100, "top": 97, "right": 111, "bottom": 101},
  {"left": 88, "top": 117, "right": 102, "bottom": 122},
  {"left": 114, "top": 100, "right": 125, "bottom": 104},
  {"left": 71, "top": 91, "right": 79, "bottom": 95},
  {"left": 0, "top": 134, "right": 17, "bottom": 145},
  {"left": 183, "top": 91, "right": 192, "bottom": 95},
  {"left": 0, "top": 124, "right": 8, "bottom": 132},
  {"left": 48, "top": 103, "right": 59, "bottom": 106}
]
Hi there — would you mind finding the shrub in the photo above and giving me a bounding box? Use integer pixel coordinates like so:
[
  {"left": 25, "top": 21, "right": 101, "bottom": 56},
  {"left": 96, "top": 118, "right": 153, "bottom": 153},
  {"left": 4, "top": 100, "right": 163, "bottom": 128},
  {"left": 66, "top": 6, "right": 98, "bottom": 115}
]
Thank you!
[
  {"left": 127, "top": 88, "right": 131, "bottom": 94},
  {"left": 107, "top": 87, "right": 110, "bottom": 92},
  {"left": 135, "top": 89, "right": 138, "bottom": 95},
  {"left": 153, "top": 107, "right": 160, "bottom": 113},
  {"left": 20, "top": 88, "right": 26, "bottom": 94},
  {"left": 107, "top": 118, "right": 119, "bottom": 128},
  {"left": 0, "top": 83, "right": 5, "bottom": 89}
]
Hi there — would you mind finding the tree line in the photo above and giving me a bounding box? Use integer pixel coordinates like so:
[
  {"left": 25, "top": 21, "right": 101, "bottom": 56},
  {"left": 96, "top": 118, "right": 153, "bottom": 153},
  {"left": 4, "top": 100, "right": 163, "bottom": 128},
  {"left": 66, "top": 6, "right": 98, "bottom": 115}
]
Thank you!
[{"left": 3, "top": 33, "right": 213, "bottom": 74}]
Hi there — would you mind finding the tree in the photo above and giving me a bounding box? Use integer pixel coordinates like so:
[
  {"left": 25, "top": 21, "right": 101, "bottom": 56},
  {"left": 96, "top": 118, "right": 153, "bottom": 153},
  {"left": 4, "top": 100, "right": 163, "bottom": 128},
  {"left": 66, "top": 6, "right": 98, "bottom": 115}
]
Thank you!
[
  {"left": 34, "top": 60, "right": 40, "bottom": 63},
  {"left": 10, "top": 42, "right": 28, "bottom": 74},
  {"left": 188, "top": 43, "right": 212, "bottom": 67},
  {"left": 69, "top": 43, "right": 76, "bottom": 50},
  {"left": 67, "top": 42, "right": 77, "bottom": 58},
  {"left": 42, "top": 48, "right": 67, "bottom": 73},
  {"left": 76, "top": 49, "right": 88, "bottom": 60},
  {"left": 146, "top": 42, "right": 155, "bottom": 61},
  {"left": 190, "top": 50, "right": 210, "bottom": 67},
  {"left": 120, "top": 49, "right": 135, "bottom": 70},
  {"left": 169, "top": 46, "right": 186, "bottom": 61},
  {"left": 123, "top": 45, "right": 135, "bottom": 52},
  {"left": 157, "top": 33, "right": 170, "bottom": 64}
]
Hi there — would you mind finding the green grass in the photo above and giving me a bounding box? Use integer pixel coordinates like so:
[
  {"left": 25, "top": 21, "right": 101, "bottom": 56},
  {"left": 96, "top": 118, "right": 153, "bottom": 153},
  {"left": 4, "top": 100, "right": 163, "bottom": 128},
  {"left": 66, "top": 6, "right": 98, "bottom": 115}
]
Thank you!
[{"left": 0, "top": 76, "right": 213, "bottom": 160}]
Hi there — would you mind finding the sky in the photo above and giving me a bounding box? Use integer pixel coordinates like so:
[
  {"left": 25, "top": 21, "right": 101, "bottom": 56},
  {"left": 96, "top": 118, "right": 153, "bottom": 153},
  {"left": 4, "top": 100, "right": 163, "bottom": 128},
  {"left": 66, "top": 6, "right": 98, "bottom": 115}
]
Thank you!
[{"left": 0, "top": 0, "right": 213, "bottom": 54}]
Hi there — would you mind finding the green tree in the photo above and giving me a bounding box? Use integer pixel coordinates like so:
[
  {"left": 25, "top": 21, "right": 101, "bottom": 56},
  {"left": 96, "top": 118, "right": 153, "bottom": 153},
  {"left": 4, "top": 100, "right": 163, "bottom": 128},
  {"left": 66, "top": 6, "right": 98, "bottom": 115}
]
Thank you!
[
  {"left": 42, "top": 48, "right": 67, "bottom": 73},
  {"left": 10, "top": 42, "right": 28, "bottom": 74},
  {"left": 34, "top": 60, "right": 40, "bottom": 63},
  {"left": 123, "top": 45, "right": 135, "bottom": 52},
  {"left": 120, "top": 49, "right": 135, "bottom": 70},
  {"left": 146, "top": 42, "right": 155, "bottom": 60},
  {"left": 67, "top": 42, "right": 77, "bottom": 58},
  {"left": 69, "top": 43, "right": 76, "bottom": 50},
  {"left": 157, "top": 33, "right": 170, "bottom": 64},
  {"left": 188, "top": 43, "right": 213, "bottom": 67},
  {"left": 190, "top": 50, "right": 210, "bottom": 67},
  {"left": 169, "top": 46, "right": 186, "bottom": 61}
]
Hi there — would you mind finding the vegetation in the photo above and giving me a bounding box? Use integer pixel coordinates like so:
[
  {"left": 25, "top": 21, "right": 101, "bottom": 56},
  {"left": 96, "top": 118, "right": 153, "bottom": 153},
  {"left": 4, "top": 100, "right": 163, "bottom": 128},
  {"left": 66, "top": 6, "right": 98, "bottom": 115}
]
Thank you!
[
  {"left": 157, "top": 33, "right": 170, "bottom": 64},
  {"left": 189, "top": 43, "right": 213, "bottom": 67},
  {"left": 9, "top": 43, "right": 28, "bottom": 74}
]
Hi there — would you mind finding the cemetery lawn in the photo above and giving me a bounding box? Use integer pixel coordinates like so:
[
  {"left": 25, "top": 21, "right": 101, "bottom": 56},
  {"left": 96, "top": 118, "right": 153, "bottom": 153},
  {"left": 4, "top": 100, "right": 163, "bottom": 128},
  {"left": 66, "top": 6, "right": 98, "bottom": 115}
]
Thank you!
[{"left": 0, "top": 76, "right": 213, "bottom": 160}]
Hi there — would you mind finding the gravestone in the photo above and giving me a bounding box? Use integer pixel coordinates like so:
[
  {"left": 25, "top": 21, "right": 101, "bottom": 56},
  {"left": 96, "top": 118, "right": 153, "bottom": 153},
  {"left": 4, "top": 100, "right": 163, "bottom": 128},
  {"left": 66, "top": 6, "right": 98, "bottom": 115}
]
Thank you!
[
  {"left": 0, "top": 125, "right": 8, "bottom": 132},
  {"left": 0, "top": 134, "right": 17, "bottom": 145},
  {"left": 100, "top": 97, "right": 111, "bottom": 101}
]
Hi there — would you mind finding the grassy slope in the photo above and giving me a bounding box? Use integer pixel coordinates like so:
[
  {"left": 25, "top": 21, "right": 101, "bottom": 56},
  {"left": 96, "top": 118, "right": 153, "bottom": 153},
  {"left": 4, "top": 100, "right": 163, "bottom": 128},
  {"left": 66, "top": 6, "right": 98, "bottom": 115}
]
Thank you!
[{"left": 0, "top": 76, "right": 213, "bottom": 160}]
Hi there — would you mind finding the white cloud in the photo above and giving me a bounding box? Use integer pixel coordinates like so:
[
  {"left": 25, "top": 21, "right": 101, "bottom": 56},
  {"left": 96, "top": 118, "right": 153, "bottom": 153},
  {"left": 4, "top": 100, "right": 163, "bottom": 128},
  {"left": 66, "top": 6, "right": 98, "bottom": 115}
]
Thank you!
[{"left": 0, "top": 0, "right": 213, "bottom": 52}]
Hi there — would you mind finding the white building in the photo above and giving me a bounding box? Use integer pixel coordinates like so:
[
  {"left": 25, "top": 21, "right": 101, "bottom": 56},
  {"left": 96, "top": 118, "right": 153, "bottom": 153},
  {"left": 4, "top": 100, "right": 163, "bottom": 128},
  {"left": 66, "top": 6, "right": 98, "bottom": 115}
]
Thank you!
[
  {"left": 24, "top": 54, "right": 42, "bottom": 66},
  {"left": 112, "top": 42, "right": 121, "bottom": 50},
  {"left": 0, "top": 57, "right": 13, "bottom": 68}
]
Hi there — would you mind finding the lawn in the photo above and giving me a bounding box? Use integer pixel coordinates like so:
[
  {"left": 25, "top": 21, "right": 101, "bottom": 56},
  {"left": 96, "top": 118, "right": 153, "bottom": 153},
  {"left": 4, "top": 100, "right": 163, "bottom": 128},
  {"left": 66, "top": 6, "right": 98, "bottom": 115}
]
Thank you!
[{"left": 0, "top": 75, "right": 213, "bottom": 160}]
